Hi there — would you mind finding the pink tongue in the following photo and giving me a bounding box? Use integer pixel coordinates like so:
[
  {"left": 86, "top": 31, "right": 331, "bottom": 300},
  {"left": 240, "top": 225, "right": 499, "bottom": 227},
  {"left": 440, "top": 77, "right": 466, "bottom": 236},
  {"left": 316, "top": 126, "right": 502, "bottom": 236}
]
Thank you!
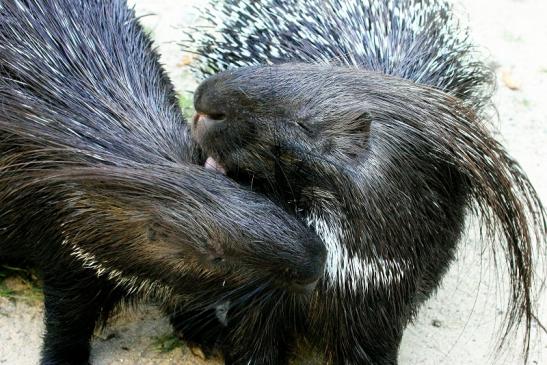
[{"left": 204, "top": 157, "right": 226, "bottom": 175}]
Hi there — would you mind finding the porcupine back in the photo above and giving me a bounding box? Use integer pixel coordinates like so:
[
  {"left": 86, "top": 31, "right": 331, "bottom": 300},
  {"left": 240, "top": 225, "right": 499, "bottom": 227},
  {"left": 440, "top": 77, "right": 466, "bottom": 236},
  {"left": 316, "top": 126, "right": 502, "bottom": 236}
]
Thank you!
[{"left": 188, "top": 0, "right": 494, "bottom": 110}]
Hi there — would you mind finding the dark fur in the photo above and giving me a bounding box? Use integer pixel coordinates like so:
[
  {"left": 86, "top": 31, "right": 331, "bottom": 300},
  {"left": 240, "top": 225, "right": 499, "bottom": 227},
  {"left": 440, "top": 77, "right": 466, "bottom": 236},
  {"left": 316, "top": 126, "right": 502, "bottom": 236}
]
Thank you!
[
  {"left": 180, "top": 0, "right": 547, "bottom": 363},
  {"left": 0, "top": 1, "right": 325, "bottom": 364}
]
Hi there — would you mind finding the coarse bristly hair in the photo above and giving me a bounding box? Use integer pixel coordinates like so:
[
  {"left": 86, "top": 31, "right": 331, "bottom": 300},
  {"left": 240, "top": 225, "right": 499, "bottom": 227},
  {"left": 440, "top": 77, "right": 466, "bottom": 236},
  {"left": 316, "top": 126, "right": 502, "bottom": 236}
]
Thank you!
[
  {"left": 182, "top": 0, "right": 547, "bottom": 363},
  {"left": 0, "top": 0, "right": 326, "bottom": 364}
]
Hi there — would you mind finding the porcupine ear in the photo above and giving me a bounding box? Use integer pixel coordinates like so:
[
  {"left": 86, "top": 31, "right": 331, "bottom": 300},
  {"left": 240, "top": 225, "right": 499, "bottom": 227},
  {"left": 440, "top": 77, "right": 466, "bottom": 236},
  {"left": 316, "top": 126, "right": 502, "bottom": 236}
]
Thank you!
[{"left": 321, "top": 110, "right": 372, "bottom": 160}]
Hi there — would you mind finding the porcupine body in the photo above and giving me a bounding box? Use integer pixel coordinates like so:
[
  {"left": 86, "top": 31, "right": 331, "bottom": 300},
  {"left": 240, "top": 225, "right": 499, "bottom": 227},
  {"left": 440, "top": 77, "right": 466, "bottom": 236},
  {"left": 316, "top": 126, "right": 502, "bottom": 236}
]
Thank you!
[
  {"left": 0, "top": 1, "right": 326, "bottom": 364},
  {"left": 181, "top": 0, "right": 547, "bottom": 363}
]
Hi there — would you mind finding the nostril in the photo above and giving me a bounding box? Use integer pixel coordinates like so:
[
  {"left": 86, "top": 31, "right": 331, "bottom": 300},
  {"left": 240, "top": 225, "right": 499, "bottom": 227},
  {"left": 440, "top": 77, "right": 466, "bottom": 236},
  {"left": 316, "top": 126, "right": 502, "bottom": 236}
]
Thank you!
[
  {"left": 208, "top": 113, "right": 226, "bottom": 121},
  {"left": 193, "top": 112, "right": 226, "bottom": 125},
  {"left": 192, "top": 113, "right": 227, "bottom": 139}
]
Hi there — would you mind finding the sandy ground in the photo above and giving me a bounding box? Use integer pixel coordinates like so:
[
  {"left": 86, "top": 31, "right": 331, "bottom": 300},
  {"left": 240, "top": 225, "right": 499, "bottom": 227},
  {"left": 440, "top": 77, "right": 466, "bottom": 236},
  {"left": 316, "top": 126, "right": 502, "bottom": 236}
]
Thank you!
[{"left": 1, "top": 0, "right": 546, "bottom": 364}]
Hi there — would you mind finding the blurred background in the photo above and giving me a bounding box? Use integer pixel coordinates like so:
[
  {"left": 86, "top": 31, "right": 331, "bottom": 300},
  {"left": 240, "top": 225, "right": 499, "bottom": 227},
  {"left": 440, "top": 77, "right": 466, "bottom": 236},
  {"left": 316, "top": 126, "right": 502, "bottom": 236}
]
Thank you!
[{"left": 1, "top": 0, "right": 545, "bottom": 363}]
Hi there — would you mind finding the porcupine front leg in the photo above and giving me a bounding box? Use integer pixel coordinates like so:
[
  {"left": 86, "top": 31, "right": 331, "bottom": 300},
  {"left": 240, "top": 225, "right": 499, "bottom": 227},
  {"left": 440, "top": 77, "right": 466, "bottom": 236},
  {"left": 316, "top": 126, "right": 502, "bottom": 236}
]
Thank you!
[
  {"left": 313, "top": 277, "right": 416, "bottom": 365},
  {"left": 169, "top": 285, "right": 294, "bottom": 365},
  {"left": 332, "top": 336, "right": 401, "bottom": 365},
  {"left": 40, "top": 266, "right": 123, "bottom": 365},
  {"left": 168, "top": 299, "right": 285, "bottom": 363},
  {"left": 170, "top": 308, "right": 223, "bottom": 359},
  {"left": 221, "top": 302, "right": 293, "bottom": 365},
  {"left": 324, "top": 314, "right": 403, "bottom": 365}
]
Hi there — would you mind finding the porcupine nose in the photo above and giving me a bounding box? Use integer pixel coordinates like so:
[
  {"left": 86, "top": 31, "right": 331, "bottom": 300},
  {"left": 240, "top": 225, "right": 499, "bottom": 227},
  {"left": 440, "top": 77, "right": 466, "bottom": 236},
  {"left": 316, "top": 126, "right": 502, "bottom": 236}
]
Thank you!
[
  {"left": 289, "top": 275, "right": 321, "bottom": 294},
  {"left": 283, "top": 240, "right": 326, "bottom": 294},
  {"left": 191, "top": 73, "right": 230, "bottom": 143},
  {"left": 191, "top": 112, "right": 226, "bottom": 145}
]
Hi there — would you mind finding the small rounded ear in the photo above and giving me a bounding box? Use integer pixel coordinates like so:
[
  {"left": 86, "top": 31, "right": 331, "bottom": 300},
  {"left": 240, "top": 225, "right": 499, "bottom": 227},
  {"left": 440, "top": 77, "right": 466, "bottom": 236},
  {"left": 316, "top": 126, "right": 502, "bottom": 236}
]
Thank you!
[
  {"left": 342, "top": 111, "right": 372, "bottom": 138},
  {"left": 322, "top": 111, "right": 371, "bottom": 160},
  {"left": 147, "top": 221, "right": 169, "bottom": 242},
  {"left": 145, "top": 219, "right": 190, "bottom": 248}
]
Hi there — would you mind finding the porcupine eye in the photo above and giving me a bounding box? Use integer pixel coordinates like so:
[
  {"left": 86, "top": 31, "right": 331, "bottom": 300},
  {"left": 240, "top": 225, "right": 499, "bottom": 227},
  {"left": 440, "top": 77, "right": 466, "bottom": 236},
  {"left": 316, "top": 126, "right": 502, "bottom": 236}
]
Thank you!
[
  {"left": 294, "top": 120, "right": 313, "bottom": 134},
  {"left": 211, "top": 256, "right": 224, "bottom": 264}
]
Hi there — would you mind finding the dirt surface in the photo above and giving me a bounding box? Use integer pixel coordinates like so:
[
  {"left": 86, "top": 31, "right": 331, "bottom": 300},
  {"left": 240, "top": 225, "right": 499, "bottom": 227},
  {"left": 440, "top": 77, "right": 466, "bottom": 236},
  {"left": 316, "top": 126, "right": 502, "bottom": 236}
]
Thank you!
[{"left": 1, "top": 0, "right": 546, "bottom": 364}]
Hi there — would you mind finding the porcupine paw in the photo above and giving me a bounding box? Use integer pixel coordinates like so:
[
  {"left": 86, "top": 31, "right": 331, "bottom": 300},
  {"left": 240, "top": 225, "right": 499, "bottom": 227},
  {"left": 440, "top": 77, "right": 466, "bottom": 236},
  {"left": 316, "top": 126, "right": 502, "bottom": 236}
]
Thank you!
[
  {"left": 170, "top": 311, "right": 223, "bottom": 360},
  {"left": 171, "top": 328, "right": 219, "bottom": 360}
]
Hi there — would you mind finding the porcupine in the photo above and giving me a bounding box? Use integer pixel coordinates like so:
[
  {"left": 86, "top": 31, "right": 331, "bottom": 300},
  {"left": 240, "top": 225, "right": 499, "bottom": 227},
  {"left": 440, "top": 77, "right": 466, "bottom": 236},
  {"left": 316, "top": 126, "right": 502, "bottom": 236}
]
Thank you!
[
  {"left": 0, "top": 1, "right": 327, "bottom": 364},
  {"left": 178, "top": 0, "right": 547, "bottom": 363}
]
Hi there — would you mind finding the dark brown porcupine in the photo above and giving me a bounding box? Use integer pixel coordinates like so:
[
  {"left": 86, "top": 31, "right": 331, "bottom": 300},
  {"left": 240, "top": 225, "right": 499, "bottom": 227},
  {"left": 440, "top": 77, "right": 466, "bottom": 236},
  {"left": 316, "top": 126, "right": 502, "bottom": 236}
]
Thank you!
[
  {"left": 178, "top": 0, "right": 547, "bottom": 363},
  {"left": 0, "top": 1, "right": 326, "bottom": 364}
]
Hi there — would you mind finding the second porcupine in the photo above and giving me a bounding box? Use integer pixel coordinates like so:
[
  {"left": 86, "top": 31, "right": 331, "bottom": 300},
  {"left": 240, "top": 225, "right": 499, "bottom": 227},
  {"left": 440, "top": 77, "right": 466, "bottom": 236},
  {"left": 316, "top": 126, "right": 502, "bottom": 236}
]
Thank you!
[{"left": 180, "top": 0, "right": 547, "bottom": 363}]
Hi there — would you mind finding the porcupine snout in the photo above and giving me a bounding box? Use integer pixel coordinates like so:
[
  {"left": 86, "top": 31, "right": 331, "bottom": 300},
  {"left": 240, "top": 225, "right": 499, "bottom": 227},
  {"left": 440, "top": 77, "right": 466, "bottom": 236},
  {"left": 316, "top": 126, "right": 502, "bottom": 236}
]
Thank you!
[{"left": 191, "top": 71, "right": 259, "bottom": 168}]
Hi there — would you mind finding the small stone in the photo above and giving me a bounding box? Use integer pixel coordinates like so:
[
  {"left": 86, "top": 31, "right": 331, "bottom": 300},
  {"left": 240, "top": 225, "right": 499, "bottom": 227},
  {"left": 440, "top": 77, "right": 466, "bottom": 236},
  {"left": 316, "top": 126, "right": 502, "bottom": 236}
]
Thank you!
[
  {"left": 3, "top": 276, "right": 28, "bottom": 292},
  {"left": 177, "top": 53, "right": 195, "bottom": 67},
  {"left": 431, "top": 319, "right": 442, "bottom": 328},
  {"left": 500, "top": 68, "right": 521, "bottom": 90},
  {"left": 189, "top": 345, "right": 206, "bottom": 360}
]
